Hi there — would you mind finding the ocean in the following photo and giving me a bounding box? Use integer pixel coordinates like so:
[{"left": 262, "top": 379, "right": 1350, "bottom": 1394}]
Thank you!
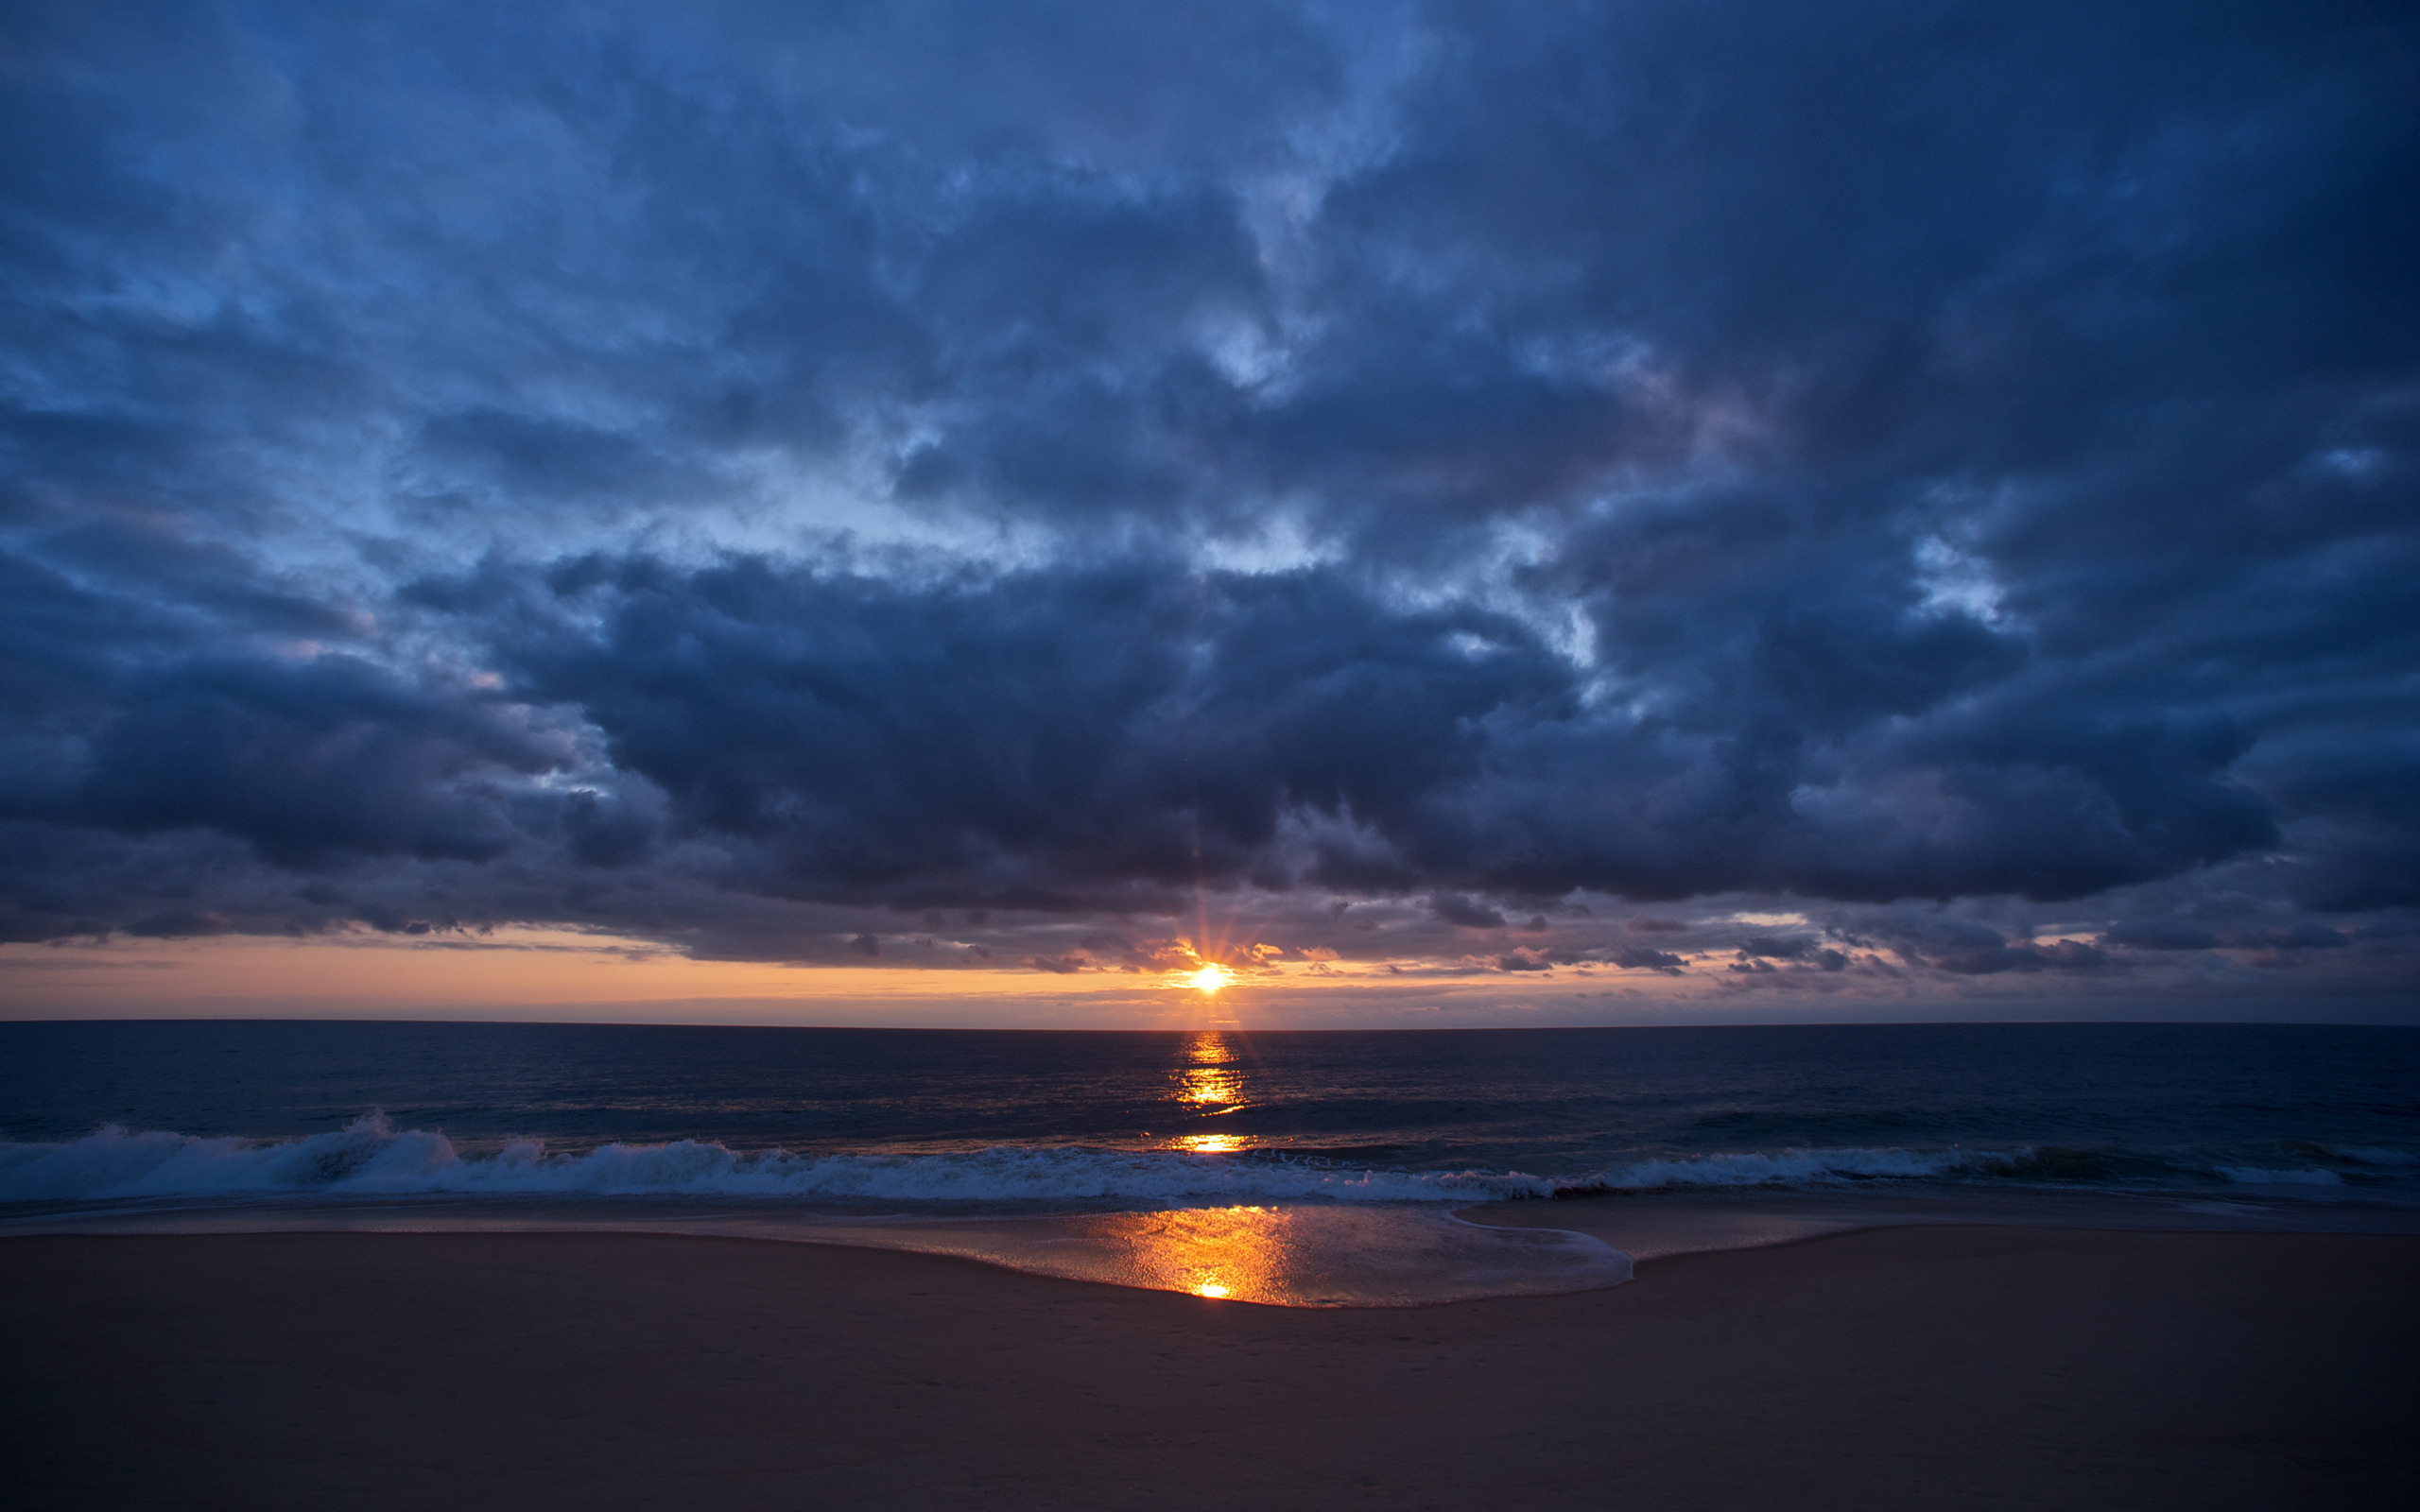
[{"left": 5, "top": 1020, "right": 2416, "bottom": 1304}]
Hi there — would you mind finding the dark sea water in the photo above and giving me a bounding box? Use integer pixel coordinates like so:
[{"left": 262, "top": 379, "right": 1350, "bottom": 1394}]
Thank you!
[
  {"left": 5, "top": 1020, "right": 2414, "bottom": 1304},
  {"left": 5, "top": 1019, "right": 2415, "bottom": 1202}
]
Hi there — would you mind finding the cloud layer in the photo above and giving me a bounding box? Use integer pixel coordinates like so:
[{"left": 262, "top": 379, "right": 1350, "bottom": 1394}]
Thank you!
[{"left": 3, "top": 1, "right": 2415, "bottom": 1003}]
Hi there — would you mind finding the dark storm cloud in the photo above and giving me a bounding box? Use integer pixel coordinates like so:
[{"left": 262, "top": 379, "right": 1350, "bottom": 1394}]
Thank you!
[
  {"left": 448, "top": 553, "right": 1578, "bottom": 907},
  {"left": 1428, "top": 895, "right": 1509, "bottom": 930},
  {"left": 372, "top": 545, "right": 2290, "bottom": 915},
  {"left": 1607, "top": 946, "right": 1687, "bottom": 975},
  {"left": 0, "top": 1, "right": 2414, "bottom": 997}
]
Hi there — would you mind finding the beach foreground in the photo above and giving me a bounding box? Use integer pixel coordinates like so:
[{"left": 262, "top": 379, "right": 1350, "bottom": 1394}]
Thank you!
[{"left": 5, "top": 1227, "right": 2412, "bottom": 1510}]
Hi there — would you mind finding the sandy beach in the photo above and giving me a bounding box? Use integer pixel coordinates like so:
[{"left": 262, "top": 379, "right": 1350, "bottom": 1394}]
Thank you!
[{"left": 5, "top": 1225, "right": 2412, "bottom": 1510}]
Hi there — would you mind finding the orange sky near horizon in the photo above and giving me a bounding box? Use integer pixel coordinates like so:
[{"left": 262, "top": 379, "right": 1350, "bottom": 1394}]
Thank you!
[
  {"left": 5, "top": 927, "right": 2383, "bottom": 1030},
  {"left": 0, "top": 926, "right": 1725, "bottom": 1030}
]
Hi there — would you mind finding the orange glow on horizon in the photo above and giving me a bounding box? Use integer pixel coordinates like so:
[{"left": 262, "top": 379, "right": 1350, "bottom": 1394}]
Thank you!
[
  {"left": 0, "top": 925, "right": 1728, "bottom": 1030},
  {"left": 0, "top": 928, "right": 1301, "bottom": 1014}
]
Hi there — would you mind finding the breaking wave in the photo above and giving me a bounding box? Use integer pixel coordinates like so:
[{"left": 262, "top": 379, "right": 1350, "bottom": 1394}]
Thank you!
[
  {"left": 0, "top": 1116, "right": 1549, "bottom": 1205},
  {"left": 0, "top": 1115, "right": 2408, "bottom": 1206},
  {"left": 2213, "top": 1165, "right": 2342, "bottom": 1185}
]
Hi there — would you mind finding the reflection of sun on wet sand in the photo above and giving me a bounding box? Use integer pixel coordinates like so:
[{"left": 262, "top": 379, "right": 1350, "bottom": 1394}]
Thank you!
[
  {"left": 828, "top": 1204, "right": 1632, "bottom": 1307},
  {"left": 6, "top": 1227, "right": 2411, "bottom": 1509},
  {"left": 1061, "top": 1205, "right": 1632, "bottom": 1306},
  {"left": 1033, "top": 1206, "right": 1303, "bottom": 1306}
]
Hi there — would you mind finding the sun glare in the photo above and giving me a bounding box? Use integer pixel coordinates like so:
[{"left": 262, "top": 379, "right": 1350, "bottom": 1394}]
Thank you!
[{"left": 1189, "top": 963, "right": 1230, "bottom": 994}]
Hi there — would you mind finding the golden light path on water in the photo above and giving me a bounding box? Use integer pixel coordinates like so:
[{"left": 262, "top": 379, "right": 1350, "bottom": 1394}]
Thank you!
[
  {"left": 1027, "top": 1030, "right": 1630, "bottom": 1304},
  {"left": 1173, "top": 1027, "right": 1246, "bottom": 1118},
  {"left": 0, "top": 1025, "right": 1629, "bottom": 1307}
]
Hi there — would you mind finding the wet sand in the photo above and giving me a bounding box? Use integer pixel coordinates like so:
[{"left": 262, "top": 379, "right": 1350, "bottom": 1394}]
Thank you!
[{"left": 5, "top": 1226, "right": 2413, "bottom": 1510}]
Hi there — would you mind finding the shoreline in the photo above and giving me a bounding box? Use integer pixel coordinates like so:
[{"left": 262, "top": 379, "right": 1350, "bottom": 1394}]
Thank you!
[
  {"left": 9, "top": 1177, "right": 2414, "bottom": 1275},
  {"left": 7, "top": 1225, "right": 2414, "bottom": 1509}
]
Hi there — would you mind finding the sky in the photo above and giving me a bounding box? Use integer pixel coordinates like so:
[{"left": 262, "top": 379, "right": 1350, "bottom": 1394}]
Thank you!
[{"left": 3, "top": 0, "right": 2417, "bottom": 1028}]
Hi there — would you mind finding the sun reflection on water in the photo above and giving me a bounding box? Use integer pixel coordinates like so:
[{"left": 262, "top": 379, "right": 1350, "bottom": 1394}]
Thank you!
[
  {"left": 1177, "top": 1066, "right": 1241, "bottom": 1108},
  {"left": 1171, "top": 1029, "right": 1247, "bottom": 1124}
]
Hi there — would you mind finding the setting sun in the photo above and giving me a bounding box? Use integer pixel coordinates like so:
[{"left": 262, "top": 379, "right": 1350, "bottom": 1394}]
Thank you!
[{"left": 1189, "top": 963, "right": 1230, "bottom": 994}]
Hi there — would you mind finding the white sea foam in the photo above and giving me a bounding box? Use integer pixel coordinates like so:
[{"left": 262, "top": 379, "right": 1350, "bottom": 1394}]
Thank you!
[
  {"left": 1568, "top": 1146, "right": 1981, "bottom": 1191},
  {"left": 0, "top": 1116, "right": 1552, "bottom": 1204},
  {"left": 0, "top": 1118, "right": 2037, "bottom": 1205},
  {"left": 2320, "top": 1145, "right": 2420, "bottom": 1168},
  {"left": 2216, "top": 1165, "right": 2344, "bottom": 1185},
  {"left": 2, "top": 1117, "right": 2399, "bottom": 1205}
]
